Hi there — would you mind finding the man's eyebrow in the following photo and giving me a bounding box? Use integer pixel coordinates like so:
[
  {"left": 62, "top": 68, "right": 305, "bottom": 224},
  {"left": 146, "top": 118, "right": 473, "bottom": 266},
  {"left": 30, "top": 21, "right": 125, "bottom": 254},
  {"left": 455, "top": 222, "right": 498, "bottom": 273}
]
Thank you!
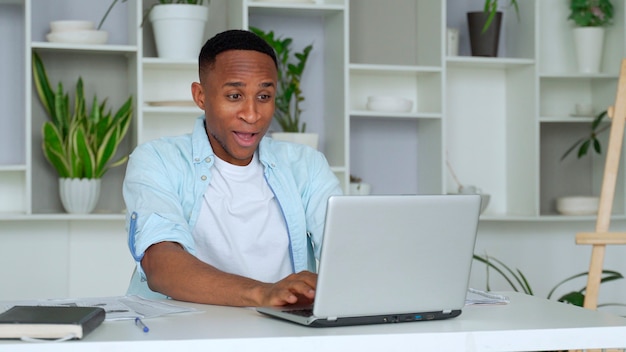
[
  {"left": 223, "top": 81, "right": 244, "bottom": 88},
  {"left": 221, "top": 81, "right": 275, "bottom": 88}
]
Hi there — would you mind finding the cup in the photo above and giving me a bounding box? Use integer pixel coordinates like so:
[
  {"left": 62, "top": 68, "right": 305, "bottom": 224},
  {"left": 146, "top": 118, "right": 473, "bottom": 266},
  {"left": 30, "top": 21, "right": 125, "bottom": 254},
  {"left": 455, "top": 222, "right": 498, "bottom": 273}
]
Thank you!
[{"left": 447, "top": 28, "right": 459, "bottom": 56}]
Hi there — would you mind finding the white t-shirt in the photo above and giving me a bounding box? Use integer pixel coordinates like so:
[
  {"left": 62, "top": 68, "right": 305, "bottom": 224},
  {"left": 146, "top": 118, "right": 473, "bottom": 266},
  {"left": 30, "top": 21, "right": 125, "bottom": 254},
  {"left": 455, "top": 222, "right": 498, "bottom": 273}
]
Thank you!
[{"left": 192, "top": 152, "right": 292, "bottom": 283}]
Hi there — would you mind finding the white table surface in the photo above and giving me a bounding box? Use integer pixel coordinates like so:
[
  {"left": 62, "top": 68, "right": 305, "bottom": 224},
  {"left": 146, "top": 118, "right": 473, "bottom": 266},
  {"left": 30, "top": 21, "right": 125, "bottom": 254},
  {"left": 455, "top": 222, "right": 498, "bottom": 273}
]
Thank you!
[{"left": 1, "top": 292, "right": 626, "bottom": 352}]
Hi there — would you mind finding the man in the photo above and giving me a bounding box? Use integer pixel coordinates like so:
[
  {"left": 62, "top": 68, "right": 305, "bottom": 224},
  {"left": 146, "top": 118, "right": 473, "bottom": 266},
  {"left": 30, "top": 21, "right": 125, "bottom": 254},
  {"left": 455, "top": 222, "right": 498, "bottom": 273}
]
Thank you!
[{"left": 123, "top": 29, "right": 342, "bottom": 307}]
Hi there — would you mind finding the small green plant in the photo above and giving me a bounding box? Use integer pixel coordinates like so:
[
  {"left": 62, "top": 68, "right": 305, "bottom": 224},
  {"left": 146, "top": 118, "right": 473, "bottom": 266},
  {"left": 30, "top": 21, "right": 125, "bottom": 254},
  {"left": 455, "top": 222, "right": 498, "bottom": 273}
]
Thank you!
[
  {"left": 98, "top": 0, "right": 127, "bottom": 30},
  {"left": 481, "top": 0, "right": 520, "bottom": 33},
  {"left": 473, "top": 254, "right": 625, "bottom": 308},
  {"left": 32, "top": 52, "right": 133, "bottom": 179},
  {"left": 561, "top": 110, "right": 609, "bottom": 160},
  {"left": 249, "top": 26, "right": 313, "bottom": 133},
  {"left": 568, "top": 0, "right": 614, "bottom": 27}
]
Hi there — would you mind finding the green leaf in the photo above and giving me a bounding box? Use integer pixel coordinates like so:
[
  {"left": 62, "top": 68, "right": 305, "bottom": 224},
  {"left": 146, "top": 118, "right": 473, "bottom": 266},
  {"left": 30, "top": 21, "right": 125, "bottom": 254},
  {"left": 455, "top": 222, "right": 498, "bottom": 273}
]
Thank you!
[
  {"left": 73, "top": 126, "right": 95, "bottom": 178},
  {"left": 557, "top": 291, "right": 585, "bottom": 306},
  {"left": 578, "top": 139, "right": 591, "bottom": 158},
  {"left": 42, "top": 122, "right": 71, "bottom": 177},
  {"left": 32, "top": 52, "right": 56, "bottom": 118}
]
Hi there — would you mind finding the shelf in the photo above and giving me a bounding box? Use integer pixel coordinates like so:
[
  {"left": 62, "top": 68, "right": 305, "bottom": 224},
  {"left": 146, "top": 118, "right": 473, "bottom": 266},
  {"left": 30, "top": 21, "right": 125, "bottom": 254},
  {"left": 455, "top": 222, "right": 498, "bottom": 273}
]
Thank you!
[
  {"left": 446, "top": 56, "right": 534, "bottom": 70},
  {"left": 31, "top": 42, "right": 137, "bottom": 55},
  {"left": 539, "top": 73, "right": 619, "bottom": 79},
  {"left": 0, "top": 164, "right": 27, "bottom": 171},
  {"left": 247, "top": 1, "right": 344, "bottom": 16},
  {"left": 480, "top": 214, "right": 626, "bottom": 222},
  {"left": 350, "top": 111, "right": 441, "bottom": 120},
  {"left": 142, "top": 58, "right": 196, "bottom": 68},
  {"left": 350, "top": 63, "right": 442, "bottom": 73},
  {"left": 540, "top": 116, "right": 597, "bottom": 123},
  {"left": 143, "top": 105, "right": 202, "bottom": 114},
  {"left": 0, "top": 213, "right": 125, "bottom": 221}
]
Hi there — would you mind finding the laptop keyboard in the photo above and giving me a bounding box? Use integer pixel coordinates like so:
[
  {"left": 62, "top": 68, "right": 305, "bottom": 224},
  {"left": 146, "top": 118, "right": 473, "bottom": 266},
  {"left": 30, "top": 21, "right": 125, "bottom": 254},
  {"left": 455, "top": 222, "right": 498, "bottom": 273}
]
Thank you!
[{"left": 283, "top": 308, "right": 314, "bottom": 317}]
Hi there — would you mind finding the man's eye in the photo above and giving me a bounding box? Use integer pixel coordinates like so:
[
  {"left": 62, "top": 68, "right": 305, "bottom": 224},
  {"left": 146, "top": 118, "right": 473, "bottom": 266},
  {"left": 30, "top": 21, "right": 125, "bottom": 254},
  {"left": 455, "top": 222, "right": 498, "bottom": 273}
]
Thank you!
[
  {"left": 258, "top": 94, "right": 272, "bottom": 101},
  {"left": 228, "top": 94, "right": 241, "bottom": 100}
]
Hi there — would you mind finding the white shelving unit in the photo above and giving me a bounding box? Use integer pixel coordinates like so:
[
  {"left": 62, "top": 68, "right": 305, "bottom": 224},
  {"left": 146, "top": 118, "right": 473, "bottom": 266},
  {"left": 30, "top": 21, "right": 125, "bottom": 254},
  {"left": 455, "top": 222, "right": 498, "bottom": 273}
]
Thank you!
[{"left": 2, "top": 0, "right": 626, "bottom": 299}]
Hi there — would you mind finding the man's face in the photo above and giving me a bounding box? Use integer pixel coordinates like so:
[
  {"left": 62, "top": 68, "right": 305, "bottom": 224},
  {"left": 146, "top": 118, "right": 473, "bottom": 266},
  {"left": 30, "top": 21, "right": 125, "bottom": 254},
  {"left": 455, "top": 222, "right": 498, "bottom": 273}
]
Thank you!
[{"left": 192, "top": 50, "right": 277, "bottom": 166}]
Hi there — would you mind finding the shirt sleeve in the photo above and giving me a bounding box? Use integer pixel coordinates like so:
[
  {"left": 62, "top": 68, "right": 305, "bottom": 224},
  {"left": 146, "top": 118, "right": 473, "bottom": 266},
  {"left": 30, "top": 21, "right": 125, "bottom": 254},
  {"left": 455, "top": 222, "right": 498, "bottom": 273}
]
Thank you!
[{"left": 123, "top": 142, "right": 197, "bottom": 277}]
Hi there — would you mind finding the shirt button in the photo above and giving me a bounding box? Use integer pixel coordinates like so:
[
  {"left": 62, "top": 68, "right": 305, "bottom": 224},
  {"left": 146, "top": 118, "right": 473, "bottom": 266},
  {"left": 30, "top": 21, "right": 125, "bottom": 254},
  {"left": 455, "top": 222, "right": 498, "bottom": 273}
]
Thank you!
[
  {"left": 201, "top": 175, "right": 207, "bottom": 181},
  {"left": 205, "top": 157, "right": 211, "bottom": 163},
  {"left": 194, "top": 158, "right": 200, "bottom": 162}
]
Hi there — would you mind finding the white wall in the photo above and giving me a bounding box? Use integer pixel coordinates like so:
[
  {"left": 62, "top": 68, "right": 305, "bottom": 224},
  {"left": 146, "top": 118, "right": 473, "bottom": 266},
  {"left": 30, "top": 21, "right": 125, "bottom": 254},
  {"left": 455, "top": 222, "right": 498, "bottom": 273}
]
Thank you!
[{"left": 471, "top": 219, "right": 626, "bottom": 316}]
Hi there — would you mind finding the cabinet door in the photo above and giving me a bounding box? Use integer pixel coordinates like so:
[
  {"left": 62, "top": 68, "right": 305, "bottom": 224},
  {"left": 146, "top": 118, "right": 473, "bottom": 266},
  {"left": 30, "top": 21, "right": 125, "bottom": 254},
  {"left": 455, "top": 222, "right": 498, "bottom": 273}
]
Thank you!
[
  {"left": 0, "top": 1, "right": 27, "bottom": 213},
  {"left": 349, "top": 0, "right": 443, "bottom": 195},
  {"left": 538, "top": 0, "right": 626, "bottom": 217},
  {"left": 228, "top": 0, "right": 348, "bottom": 188},
  {"left": 445, "top": 0, "right": 537, "bottom": 217},
  {"left": 28, "top": 0, "right": 138, "bottom": 216}
]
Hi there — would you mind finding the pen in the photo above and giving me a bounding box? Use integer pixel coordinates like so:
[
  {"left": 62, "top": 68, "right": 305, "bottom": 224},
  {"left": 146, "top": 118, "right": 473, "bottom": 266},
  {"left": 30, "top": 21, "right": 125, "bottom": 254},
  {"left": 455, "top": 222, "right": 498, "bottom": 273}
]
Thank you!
[{"left": 135, "top": 317, "right": 149, "bottom": 333}]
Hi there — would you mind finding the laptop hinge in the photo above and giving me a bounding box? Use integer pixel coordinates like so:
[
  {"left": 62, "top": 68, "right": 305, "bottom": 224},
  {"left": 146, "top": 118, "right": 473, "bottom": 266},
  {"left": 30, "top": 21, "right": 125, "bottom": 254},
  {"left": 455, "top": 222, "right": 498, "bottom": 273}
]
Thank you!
[
  {"left": 327, "top": 316, "right": 338, "bottom": 321},
  {"left": 443, "top": 309, "right": 452, "bottom": 314}
]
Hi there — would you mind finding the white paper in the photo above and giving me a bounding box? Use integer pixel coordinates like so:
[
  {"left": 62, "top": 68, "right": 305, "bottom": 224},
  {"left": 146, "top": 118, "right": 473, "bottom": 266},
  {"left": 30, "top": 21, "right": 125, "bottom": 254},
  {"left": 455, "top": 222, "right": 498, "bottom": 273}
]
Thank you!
[
  {"left": 465, "top": 288, "right": 510, "bottom": 305},
  {"left": 0, "top": 295, "right": 198, "bottom": 321}
]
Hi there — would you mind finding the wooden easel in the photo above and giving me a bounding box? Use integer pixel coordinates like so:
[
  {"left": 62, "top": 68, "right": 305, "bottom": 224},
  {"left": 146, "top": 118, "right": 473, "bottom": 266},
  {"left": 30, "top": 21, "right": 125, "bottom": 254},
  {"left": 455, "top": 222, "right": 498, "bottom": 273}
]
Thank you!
[
  {"left": 575, "top": 59, "right": 626, "bottom": 312},
  {"left": 571, "top": 59, "right": 626, "bottom": 352}
]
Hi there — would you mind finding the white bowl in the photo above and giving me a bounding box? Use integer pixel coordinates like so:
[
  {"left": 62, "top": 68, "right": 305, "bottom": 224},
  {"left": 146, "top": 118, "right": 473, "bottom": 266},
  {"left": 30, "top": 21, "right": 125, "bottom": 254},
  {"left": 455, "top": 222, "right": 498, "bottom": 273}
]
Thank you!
[
  {"left": 50, "top": 20, "right": 95, "bottom": 33},
  {"left": 46, "top": 30, "right": 108, "bottom": 45},
  {"left": 556, "top": 196, "right": 599, "bottom": 216},
  {"left": 366, "top": 96, "right": 413, "bottom": 113}
]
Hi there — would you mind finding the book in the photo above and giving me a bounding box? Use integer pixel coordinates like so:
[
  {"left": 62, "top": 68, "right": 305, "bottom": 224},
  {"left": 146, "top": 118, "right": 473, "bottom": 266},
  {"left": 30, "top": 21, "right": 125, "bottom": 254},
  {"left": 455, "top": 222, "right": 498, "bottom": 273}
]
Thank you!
[{"left": 0, "top": 305, "right": 105, "bottom": 340}]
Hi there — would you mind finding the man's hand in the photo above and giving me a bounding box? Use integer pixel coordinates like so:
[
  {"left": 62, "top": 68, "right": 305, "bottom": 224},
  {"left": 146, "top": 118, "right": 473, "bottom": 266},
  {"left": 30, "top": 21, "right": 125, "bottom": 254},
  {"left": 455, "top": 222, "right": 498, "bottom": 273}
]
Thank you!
[{"left": 258, "top": 271, "right": 317, "bottom": 307}]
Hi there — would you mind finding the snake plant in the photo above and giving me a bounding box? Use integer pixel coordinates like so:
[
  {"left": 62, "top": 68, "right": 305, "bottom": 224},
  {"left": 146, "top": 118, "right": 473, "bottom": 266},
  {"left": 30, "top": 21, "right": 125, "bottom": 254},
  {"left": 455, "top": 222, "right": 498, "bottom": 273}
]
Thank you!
[
  {"left": 32, "top": 51, "right": 133, "bottom": 179},
  {"left": 249, "top": 27, "right": 312, "bottom": 133}
]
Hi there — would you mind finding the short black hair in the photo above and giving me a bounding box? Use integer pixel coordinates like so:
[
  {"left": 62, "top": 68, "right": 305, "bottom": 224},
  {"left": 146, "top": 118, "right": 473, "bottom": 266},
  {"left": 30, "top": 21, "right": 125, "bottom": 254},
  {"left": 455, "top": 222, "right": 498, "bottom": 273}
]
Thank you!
[{"left": 198, "top": 29, "right": 278, "bottom": 79}]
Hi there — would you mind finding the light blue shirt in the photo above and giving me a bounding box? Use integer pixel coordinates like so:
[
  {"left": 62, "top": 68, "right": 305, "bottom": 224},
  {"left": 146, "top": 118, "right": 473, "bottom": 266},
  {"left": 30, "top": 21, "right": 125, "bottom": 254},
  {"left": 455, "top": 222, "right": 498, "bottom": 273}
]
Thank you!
[{"left": 123, "top": 116, "right": 342, "bottom": 298}]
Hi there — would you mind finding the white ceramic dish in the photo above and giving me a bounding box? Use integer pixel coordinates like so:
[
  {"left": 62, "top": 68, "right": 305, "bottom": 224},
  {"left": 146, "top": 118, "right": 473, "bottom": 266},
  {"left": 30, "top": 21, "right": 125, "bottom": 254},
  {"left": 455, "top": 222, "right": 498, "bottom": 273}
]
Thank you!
[
  {"left": 366, "top": 96, "right": 413, "bottom": 113},
  {"left": 50, "top": 20, "right": 94, "bottom": 32},
  {"left": 46, "top": 30, "right": 108, "bottom": 45},
  {"left": 556, "top": 196, "right": 599, "bottom": 215}
]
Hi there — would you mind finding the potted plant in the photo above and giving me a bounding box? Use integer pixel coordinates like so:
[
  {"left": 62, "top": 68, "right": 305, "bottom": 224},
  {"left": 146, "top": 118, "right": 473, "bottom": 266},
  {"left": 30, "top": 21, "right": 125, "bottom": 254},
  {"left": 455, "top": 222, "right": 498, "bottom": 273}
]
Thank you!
[
  {"left": 473, "top": 253, "right": 625, "bottom": 308},
  {"left": 561, "top": 110, "right": 608, "bottom": 161},
  {"left": 32, "top": 52, "right": 133, "bottom": 214},
  {"left": 144, "top": 0, "right": 210, "bottom": 59},
  {"left": 467, "top": 0, "right": 519, "bottom": 57},
  {"left": 249, "top": 26, "right": 318, "bottom": 149},
  {"left": 349, "top": 175, "right": 371, "bottom": 195},
  {"left": 568, "top": 0, "right": 614, "bottom": 73}
]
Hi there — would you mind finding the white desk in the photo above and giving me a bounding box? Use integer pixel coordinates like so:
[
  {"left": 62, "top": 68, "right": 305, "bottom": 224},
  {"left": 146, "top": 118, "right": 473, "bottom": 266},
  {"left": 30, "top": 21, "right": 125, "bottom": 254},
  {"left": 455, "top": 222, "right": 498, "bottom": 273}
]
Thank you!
[{"left": 1, "top": 292, "right": 626, "bottom": 352}]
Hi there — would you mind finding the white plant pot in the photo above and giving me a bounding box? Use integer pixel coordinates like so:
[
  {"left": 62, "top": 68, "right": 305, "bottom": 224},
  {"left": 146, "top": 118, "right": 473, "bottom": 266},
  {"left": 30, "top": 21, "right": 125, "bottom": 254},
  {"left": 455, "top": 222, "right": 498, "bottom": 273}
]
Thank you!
[
  {"left": 573, "top": 27, "right": 605, "bottom": 74},
  {"left": 59, "top": 178, "right": 101, "bottom": 214},
  {"left": 149, "top": 4, "right": 209, "bottom": 60},
  {"left": 270, "top": 132, "right": 319, "bottom": 150},
  {"left": 349, "top": 182, "right": 371, "bottom": 195}
]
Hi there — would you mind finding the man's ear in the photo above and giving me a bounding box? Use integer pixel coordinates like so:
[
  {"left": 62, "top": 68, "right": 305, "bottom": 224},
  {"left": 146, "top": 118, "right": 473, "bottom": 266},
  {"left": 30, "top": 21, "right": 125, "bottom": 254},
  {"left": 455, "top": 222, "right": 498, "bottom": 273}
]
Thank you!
[{"left": 191, "top": 82, "right": 205, "bottom": 110}]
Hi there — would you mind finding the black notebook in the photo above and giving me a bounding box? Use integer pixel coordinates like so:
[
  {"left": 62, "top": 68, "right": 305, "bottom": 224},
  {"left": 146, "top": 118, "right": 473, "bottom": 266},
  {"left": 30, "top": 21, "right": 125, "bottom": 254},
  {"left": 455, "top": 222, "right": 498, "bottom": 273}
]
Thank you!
[{"left": 0, "top": 306, "right": 105, "bottom": 340}]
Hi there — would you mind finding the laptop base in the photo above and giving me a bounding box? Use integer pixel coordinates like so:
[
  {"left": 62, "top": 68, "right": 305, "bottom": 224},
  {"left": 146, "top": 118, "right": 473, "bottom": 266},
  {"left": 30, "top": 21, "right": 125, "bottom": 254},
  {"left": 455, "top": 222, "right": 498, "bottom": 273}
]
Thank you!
[{"left": 257, "top": 308, "right": 462, "bottom": 327}]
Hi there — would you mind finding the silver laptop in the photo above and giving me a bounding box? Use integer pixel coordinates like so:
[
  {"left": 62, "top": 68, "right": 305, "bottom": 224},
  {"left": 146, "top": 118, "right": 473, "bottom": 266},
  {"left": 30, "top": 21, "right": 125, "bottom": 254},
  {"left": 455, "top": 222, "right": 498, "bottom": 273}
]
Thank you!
[{"left": 257, "top": 194, "right": 481, "bottom": 327}]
